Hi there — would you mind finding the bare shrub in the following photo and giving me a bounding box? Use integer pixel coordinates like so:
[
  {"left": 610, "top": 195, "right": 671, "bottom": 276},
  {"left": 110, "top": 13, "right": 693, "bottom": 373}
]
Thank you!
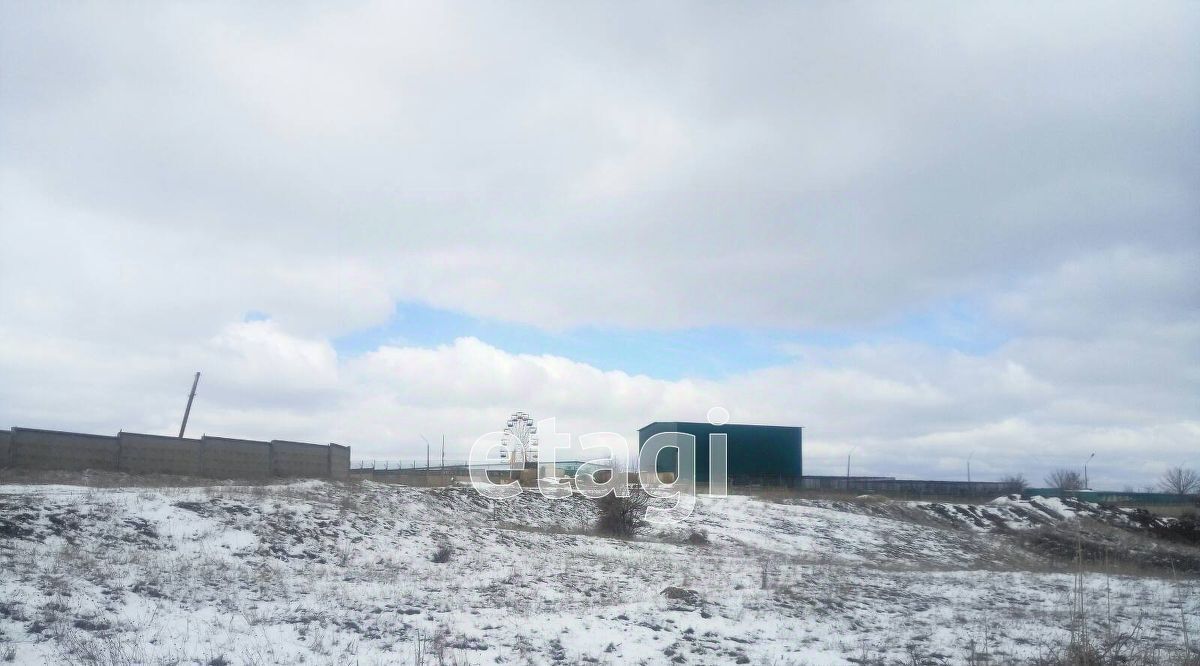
[
  {"left": 1045, "top": 469, "right": 1084, "bottom": 490},
  {"left": 431, "top": 543, "right": 452, "bottom": 563},
  {"left": 1030, "top": 625, "right": 1198, "bottom": 665},
  {"left": 759, "top": 556, "right": 774, "bottom": 590},
  {"left": 594, "top": 490, "right": 648, "bottom": 538},
  {"left": 55, "top": 626, "right": 148, "bottom": 666},
  {"left": 1001, "top": 473, "right": 1029, "bottom": 494},
  {"left": 1158, "top": 467, "right": 1200, "bottom": 495}
]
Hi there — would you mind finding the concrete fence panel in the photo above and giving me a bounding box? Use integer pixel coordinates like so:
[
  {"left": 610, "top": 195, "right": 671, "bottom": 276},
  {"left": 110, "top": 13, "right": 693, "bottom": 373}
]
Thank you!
[
  {"left": 4, "top": 426, "right": 350, "bottom": 480},
  {"left": 118, "top": 432, "right": 202, "bottom": 476},
  {"left": 328, "top": 444, "right": 350, "bottom": 480},
  {"left": 11, "top": 427, "right": 119, "bottom": 471},
  {"left": 270, "top": 440, "right": 329, "bottom": 478},
  {"left": 200, "top": 435, "right": 271, "bottom": 479}
]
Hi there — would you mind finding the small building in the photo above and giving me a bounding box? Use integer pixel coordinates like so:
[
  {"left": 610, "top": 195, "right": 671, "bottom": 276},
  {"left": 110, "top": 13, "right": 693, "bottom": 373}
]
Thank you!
[{"left": 637, "top": 421, "right": 802, "bottom": 484}]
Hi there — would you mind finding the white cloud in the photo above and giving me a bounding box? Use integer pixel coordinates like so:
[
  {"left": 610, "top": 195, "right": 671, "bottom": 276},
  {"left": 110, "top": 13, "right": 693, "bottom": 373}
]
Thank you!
[{"left": 1, "top": 287, "right": 1195, "bottom": 490}]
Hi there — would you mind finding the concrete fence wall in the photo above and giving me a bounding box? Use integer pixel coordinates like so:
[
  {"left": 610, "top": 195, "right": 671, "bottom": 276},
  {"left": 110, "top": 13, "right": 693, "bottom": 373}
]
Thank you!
[
  {"left": 12, "top": 428, "right": 119, "bottom": 471},
  {"left": 118, "top": 432, "right": 202, "bottom": 476},
  {"left": 271, "top": 440, "right": 330, "bottom": 478},
  {"left": 1, "top": 426, "right": 350, "bottom": 481},
  {"left": 200, "top": 436, "right": 272, "bottom": 479},
  {"left": 329, "top": 444, "right": 350, "bottom": 481}
]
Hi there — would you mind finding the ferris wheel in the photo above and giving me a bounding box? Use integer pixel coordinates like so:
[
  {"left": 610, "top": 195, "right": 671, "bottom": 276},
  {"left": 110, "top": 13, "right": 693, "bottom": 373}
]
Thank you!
[{"left": 499, "top": 411, "right": 538, "bottom": 469}]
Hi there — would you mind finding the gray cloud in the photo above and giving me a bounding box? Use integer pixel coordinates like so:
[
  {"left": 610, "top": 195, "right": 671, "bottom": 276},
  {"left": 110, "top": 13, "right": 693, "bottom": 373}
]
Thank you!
[{"left": 3, "top": 2, "right": 1196, "bottom": 330}]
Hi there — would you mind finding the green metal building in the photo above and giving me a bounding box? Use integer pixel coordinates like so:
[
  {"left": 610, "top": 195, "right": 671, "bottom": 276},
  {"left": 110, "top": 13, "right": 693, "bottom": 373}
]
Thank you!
[{"left": 637, "top": 421, "right": 802, "bottom": 484}]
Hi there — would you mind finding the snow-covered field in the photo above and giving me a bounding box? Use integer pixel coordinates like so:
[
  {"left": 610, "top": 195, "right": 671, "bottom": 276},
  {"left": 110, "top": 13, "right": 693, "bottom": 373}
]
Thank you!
[{"left": 1, "top": 480, "right": 1196, "bottom": 665}]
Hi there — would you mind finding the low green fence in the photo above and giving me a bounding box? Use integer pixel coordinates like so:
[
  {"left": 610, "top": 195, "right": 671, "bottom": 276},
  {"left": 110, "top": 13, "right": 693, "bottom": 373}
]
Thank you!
[{"left": 1024, "top": 488, "right": 1199, "bottom": 506}]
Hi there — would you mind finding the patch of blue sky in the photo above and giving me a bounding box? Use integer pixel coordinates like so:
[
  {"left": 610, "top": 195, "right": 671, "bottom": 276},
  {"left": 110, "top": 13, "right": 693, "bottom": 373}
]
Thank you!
[
  {"left": 328, "top": 300, "right": 1010, "bottom": 380},
  {"left": 882, "top": 299, "right": 1009, "bottom": 355}
]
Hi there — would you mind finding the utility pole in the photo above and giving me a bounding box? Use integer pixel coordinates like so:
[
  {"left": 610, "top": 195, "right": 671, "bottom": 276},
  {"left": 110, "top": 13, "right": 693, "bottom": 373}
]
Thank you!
[
  {"left": 421, "top": 434, "right": 431, "bottom": 469},
  {"left": 178, "top": 372, "right": 201, "bottom": 438},
  {"left": 1084, "top": 452, "right": 1095, "bottom": 490},
  {"left": 441, "top": 434, "right": 445, "bottom": 469},
  {"left": 967, "top": 451, "right": 975, "bottom": 484}
]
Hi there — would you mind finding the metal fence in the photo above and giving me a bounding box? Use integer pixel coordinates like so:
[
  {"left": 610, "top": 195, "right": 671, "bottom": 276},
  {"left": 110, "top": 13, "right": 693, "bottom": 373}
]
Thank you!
[
  {"left": 1025, "top": 488, "right": 1200, "bottom": 506},
  {"left": 351, "top": 458, "right": 485, "bottom": 470}
]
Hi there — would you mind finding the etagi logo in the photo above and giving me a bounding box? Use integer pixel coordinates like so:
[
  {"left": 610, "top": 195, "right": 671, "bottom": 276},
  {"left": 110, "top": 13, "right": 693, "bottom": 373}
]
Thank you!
[{"left": 467, "top": 409, "right": 730, "bottom": 526}]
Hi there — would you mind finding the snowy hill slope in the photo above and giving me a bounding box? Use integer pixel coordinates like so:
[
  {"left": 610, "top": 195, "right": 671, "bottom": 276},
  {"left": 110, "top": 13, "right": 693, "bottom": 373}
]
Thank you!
[
  {"left": 1, "top": 480, "right": 1197, "bottom": 665},
  {"left": 793, "top": 494, "right": 1177, "bottom": 532}
]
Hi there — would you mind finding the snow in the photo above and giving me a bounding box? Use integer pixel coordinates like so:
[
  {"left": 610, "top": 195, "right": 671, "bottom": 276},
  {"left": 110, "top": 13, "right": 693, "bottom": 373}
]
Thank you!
[{"left": 0, "top": 481, "right": 1196, "bottom": 665}]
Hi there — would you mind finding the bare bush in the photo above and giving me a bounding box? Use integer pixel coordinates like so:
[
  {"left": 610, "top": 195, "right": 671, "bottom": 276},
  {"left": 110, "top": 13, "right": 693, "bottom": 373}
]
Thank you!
[
  {"left": 431, "top": 543, "right": 452, "bottom": 563},
  {"left": 1045, "top": 469, "right": 1084, "bottom": 490},
  {"left": 1001, "top": 474, "right": 1029, "bottom": 494},
  {"left": 1158, "top": 467, "right": 1200, "bottom": 495},
  {"left": 1030, "top": 624, "right": 1198, "bottom": 665},
  {"left": 594, "top": 490, "right": 648, "bottom": 538}
]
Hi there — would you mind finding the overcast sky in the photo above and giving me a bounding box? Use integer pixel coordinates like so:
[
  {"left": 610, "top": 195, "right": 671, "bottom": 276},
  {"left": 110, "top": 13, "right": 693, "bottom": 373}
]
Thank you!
[{"left": 1, "top": 2, "right": 1196, "bottom": 488}]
